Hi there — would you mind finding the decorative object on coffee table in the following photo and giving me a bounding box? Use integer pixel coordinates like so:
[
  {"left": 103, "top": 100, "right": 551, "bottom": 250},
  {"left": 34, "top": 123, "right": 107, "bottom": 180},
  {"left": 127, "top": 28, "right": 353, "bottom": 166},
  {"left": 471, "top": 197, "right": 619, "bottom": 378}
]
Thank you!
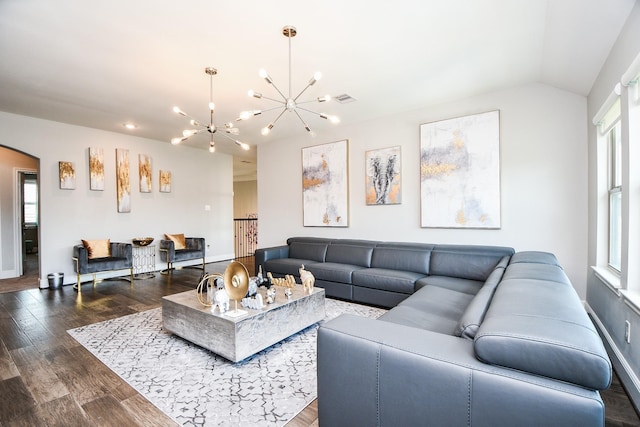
[
  {"left": 223, "top": 261, "right": 250, "bottom": 318},
  {"left": 299, "top": 264, "right": 315, "bottom": 293}
]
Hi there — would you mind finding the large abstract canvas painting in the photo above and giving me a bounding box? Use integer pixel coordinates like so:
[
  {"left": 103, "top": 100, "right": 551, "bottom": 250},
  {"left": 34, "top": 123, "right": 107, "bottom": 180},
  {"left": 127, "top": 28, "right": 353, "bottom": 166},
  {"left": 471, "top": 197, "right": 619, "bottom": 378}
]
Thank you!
[
  {"left": 116, "top": 148, "right": 131, "bottom": 213},
  {"left": 420, "top": 110, "right": 500, "bottom": 228},
  {"left": 302, "top": 140, "right": 349, "bottom": 227},
  {"left": 365, "top": 146, "right": 401, "bottom": 205}
]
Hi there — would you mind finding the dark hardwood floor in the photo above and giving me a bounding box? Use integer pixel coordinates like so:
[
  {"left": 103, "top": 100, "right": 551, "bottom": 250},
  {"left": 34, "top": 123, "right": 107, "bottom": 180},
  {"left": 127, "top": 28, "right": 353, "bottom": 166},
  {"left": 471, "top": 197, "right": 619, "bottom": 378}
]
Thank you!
[{"left": 0, "top": 260, "right": 637, "bottom": 426}]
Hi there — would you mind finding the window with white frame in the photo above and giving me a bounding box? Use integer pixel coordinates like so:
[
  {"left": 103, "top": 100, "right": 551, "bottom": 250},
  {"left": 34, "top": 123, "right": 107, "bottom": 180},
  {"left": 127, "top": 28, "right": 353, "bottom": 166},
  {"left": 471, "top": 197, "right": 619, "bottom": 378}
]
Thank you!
[
  {"left": 607, "top": 119, "right": 622, "bottom": 271},
  {"left": 23, "top": 178, "right": 38, "bottom": 225}
]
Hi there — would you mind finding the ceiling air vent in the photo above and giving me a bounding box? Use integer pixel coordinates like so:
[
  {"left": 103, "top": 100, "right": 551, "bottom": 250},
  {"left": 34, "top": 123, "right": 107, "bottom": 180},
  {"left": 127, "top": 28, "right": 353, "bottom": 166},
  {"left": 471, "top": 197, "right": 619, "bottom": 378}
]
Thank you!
[{"left": 335, "top": 94, "right": 356, "bottom": 104}]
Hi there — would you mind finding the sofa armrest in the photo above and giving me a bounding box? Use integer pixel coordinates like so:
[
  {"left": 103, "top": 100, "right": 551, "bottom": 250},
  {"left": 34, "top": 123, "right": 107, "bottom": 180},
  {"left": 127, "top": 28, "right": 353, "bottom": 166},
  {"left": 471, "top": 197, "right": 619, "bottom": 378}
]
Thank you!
[
  {"left": 318, "top": 315, "right": 605, "bottom": 427},
  {"left": 254, "top": 245, "right": 289, "bottom": 275},
  {"left": 72, "top": 244, "right": 88, "bottom": 272},
  {"left": 159, "top": 239, "right": 175, "bottom": 261}
]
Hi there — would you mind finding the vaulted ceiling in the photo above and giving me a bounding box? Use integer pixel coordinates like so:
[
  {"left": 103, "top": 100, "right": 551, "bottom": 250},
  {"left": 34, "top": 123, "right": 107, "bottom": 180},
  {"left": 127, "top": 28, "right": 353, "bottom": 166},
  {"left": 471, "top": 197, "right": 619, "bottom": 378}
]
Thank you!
[{"left": 0, "top": 0, "right": 636, "bottom": 180}]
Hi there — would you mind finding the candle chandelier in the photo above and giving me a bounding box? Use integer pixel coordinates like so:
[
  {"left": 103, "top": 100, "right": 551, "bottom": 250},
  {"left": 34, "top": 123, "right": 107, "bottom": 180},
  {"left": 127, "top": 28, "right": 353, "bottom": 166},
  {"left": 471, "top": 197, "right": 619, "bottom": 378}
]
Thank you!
[
  {"left": 172, "top": 67, "right": 249, "bottom": 153},
  {"left": 237, "top": 26, "right": 340, "bottom": 136}
]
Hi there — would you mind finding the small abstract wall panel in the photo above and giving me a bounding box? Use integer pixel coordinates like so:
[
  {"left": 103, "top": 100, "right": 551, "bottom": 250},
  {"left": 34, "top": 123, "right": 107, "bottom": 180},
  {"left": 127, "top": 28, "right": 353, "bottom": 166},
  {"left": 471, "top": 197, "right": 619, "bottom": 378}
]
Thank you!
[
  {"left": 159, "top": 170, "right": 171, "bottom": 193},
  {"left": 420, "top": 110, "right": 500, "bottom": 228},
  {"left": 59, "top": 161, "right": 75, "bottom": 190},
  {"left": 302, "top": 140, "right": 349, "bottom": 227},
  {"left": 365, "top": 146, "right": 401, "bottom": 205},
  {"left": 116, "top": 148, "right": 131, "bottom": 213},
  {"left": 89, "top": 147, "right": 104, "bottom": 190},
  {"left": 139, "top": 154, "right": 152, "bottom": 193}
]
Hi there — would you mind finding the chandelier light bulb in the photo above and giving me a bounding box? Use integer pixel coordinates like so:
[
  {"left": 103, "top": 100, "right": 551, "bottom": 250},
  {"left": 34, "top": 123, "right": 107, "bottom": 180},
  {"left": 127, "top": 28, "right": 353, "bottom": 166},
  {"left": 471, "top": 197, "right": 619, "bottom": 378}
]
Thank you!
[
  {"left": 248, "top": 90, "right": 262, "bottom": 99},
  {"left": 171, "top": 137, "right": 182, "bottom": 145},
  {"left": 182, "top": 129, "right": 196, "bottom": 137},
  {"left": 238, "top": 111, "right": 252, "bottom": 120},
  {"left": 329, "top": 115, "right": 340, "bottom": 124},
  {"left": 261, "top": 124, "right": 273, "bottom": 135},
  {"left": 318, "top": 95, "right": 331, "bottom": 102},
  {"left": 209, "top": 102, "right": 215, "bottom": 111},
  {"left": 209, "top": 142, "right": 215, "bottom": 153},
  {"left": 240, "top": 142, "right": 250, "bottom": 151}
]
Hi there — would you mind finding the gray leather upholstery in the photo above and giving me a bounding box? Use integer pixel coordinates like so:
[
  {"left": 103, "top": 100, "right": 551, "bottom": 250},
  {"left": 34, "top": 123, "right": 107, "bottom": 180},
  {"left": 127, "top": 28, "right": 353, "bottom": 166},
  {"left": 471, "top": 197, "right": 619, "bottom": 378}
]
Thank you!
[
  {"left": 255, "top": 238, "right": 513, "bottom": 308},
  {"left": 317, "top": 250, "right": 611, "bottom": 426}
]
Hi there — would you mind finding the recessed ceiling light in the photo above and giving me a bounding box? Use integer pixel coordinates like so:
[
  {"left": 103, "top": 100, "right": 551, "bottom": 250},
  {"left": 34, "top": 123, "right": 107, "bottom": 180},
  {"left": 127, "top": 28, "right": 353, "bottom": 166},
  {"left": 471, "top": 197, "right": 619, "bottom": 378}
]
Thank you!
[{"left": 123, "top": 123, "right": 137, "bottom": 130}]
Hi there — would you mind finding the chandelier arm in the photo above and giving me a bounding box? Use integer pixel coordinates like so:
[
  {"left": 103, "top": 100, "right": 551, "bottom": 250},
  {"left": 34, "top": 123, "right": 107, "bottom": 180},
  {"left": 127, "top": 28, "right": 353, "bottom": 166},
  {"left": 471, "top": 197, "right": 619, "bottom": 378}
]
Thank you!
[
  {"left": 296, "top": 106, "right": 324, "bottom": 117},
  {"left": 270, "top": 108, "right": 288, "bottom": 127},
  {"left": 259, "top": 95, "right": 287, "bottom": 104},
  {"left": 267, "top": 79, "right": 288, "bottom": 102},
  {"left": 293, "top": 109, "right": 313, "bottom": 133},
  {"left": 296, "top": 99, "right": 326, "bottom": 106},
  {"left": 293, "top": 82, "right": 315, "bottom": 102}
]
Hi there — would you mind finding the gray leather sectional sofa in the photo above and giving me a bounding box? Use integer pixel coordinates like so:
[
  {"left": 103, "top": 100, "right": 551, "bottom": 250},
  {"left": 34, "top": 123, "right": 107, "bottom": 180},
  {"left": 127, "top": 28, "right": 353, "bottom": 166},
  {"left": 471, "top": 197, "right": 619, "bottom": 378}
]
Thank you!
[{"left": 255, "top": 237, "right": 612, "bottom": 426}]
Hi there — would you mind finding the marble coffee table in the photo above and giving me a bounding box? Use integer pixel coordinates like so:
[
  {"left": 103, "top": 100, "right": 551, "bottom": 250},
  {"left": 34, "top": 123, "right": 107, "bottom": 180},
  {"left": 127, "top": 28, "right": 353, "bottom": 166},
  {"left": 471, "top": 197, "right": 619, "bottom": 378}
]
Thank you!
[{"left": 162, "top": 286, "right": 326, "bottom": 362}]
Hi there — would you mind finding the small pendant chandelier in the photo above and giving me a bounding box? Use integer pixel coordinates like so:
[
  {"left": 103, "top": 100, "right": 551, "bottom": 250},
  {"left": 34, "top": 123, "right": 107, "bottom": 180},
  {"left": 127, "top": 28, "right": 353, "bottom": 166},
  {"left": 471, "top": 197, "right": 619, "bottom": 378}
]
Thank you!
[
  {"left": 237, "top": 26, "right": 340, "bottom": 137},
  {"left": 172, "top": 67, "right": 250, "bottom": 153}
]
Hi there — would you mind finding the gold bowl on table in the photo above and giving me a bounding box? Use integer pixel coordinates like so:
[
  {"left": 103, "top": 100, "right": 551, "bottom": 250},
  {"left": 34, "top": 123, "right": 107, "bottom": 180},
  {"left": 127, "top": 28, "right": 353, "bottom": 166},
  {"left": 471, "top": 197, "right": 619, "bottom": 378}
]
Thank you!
[{"left": 132, "top": 237, "right": 154, "bottom": 246}]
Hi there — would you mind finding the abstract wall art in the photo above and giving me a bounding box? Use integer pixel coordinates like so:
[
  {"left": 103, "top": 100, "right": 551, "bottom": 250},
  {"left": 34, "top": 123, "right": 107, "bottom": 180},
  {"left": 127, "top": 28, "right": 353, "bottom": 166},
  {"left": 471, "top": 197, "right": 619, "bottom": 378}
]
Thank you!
[
  {"left": 59, "top": 161, "right": 76, "bottom": 190},
  {"left": 302, "top": 139, "right": 349, "bottom": 227},
  {"left": 116, "top": 148, "right": 131, "bottom": 213},
  {"left": 89, "top": 147, "right": 104, "bottom": 190},
  {"left": 139, "top": 154, "right": 152, "bottom": 193},
  {"left": 420, "top": 110, "right": 500, "bottom": 228},
  {"left": 365, "top": 146, "right": 401, "bottom": 205},
  {"left": 159, "top": 170, "right": 171, "bottom": 193}
]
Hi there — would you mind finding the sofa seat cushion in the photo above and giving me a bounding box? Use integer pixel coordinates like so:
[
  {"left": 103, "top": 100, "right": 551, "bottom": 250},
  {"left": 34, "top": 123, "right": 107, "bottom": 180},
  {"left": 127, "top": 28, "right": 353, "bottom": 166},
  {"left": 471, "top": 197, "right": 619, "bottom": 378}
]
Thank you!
[
  {"left": 305, "top": 262, "right": 366, "bottom": 284},
  {"left": 173, "top": 249, "right": 203, "bottom": 262},
  {"left": 379, "top": 285, "right": 474, "bottom": 334},
  {"left": 264, "top": 258, "right": 320, "bottom": 277},
  {"left": 84, "top": 256, "right": 128, "bottom": 273},
  {"left": 415, "top": 275, "right": 483, "bottom": 295},
  {"left": 352, "top": 268, "right": 426, "bottom": 294}
]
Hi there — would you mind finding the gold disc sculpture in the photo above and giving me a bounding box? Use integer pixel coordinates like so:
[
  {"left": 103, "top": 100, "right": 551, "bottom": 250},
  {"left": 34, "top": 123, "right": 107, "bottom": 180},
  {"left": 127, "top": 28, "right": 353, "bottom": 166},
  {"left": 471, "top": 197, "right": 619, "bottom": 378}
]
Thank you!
[{"left": 223, "top": 261, "right": 250, "bottom": 318}]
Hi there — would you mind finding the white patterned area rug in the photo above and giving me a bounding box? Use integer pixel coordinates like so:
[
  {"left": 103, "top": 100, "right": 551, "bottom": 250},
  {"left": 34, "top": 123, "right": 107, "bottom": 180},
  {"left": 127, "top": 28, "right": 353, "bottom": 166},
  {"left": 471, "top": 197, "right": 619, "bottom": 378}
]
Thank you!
[{"left": 67, "top": 298, "right": 386, "bottom": 427}]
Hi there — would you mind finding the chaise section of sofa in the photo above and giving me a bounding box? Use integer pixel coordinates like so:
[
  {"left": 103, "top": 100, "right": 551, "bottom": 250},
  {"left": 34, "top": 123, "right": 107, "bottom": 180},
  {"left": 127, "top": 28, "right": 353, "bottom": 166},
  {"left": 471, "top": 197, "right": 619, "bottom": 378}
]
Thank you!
[{"left": 317, "top": 250, "right": 611, "bottom": 427}]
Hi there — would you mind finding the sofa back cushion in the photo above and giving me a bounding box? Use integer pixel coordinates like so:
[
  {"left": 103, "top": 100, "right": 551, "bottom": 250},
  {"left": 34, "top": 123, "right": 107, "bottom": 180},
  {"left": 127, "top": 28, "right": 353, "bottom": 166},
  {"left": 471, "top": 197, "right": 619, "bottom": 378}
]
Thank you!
[
  {"left": 474, "top": 254, "right": 611, "bottom": 390},
  {"left": 288, "top": 241, "right": 328, "bottom": 262},
  {"left": 326, "top": 242, "right": 376, "bottom": 267},
  {"left": 371, "top": 246, "right": 431, "bottom": 275},
  {"left": 430, "top": 245, "right": 514, "bottom": 281}
]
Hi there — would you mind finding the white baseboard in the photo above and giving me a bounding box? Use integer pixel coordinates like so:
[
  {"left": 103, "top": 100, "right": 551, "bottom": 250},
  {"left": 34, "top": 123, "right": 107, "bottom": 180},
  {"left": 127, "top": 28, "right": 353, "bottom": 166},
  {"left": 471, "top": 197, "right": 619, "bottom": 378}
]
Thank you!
[{"left": 585, "top": 302, "right": 640, "bottom": 413}]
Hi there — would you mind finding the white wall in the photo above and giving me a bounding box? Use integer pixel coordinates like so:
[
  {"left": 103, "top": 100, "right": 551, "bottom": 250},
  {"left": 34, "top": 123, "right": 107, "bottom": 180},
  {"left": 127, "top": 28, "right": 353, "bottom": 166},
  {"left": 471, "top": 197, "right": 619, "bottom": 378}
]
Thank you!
[
  {"left": 0, "top": 112, "right": 235, "bottom": 287},
  {"left": 258, "top": 83, "right": 589, "bottom": 296},
  {"left": 586, "top": 2, "right": 640, "bottom": 410}
]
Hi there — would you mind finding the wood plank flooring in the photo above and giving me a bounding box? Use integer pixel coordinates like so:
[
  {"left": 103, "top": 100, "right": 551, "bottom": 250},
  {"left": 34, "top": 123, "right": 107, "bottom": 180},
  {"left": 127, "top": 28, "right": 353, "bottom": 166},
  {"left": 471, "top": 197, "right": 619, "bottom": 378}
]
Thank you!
[{"left": 0, "top": 261, "right": 637, "bottom": 426}]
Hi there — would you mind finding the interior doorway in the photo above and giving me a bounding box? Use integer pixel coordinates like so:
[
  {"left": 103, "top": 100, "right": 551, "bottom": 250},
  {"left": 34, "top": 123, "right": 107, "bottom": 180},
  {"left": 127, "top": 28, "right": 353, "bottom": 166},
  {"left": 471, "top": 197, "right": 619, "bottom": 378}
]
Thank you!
[{"left": 0, "top": 145, "right": 40, "bottom": 291}]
